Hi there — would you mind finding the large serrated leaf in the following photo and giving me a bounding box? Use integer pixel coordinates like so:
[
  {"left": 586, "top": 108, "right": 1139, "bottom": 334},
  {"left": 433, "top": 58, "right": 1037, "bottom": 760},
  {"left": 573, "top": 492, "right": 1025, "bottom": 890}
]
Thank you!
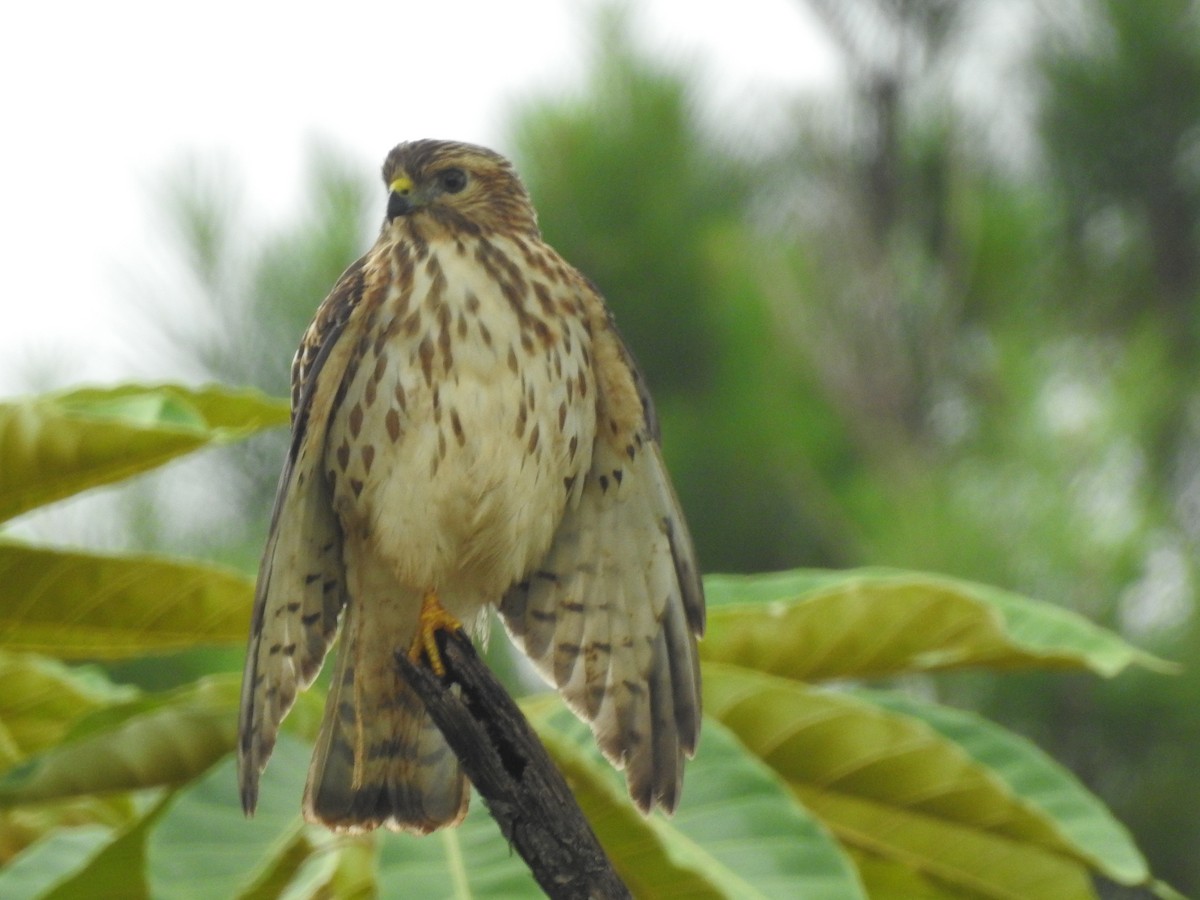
[
  {"left": 702, "top": 568, "right": 1169, "bottom": 679},
  {"left": 799, "top": 787, "right": 1096, "bottom": 900},
  {"left": 845, "top": 847, "right": 971, "bottom": 900},
  {"left": 528, "top": 700, "right": 866, "bottom": 899},
  {"left": 856, "top": 688, "right": 1149, "bottom": 889},
  {"left": 0, "top": 793, "right": 139, "bottom": 872},
  {"left": 0, "top": 542, "right": 252, "bottom": 658},
  {"left": 705, "top": 664, "right": 1106, "bottom": 899},
  {"left": 0, "top": 824, "right": 116, "bottom": 899},
  {"left": 143, "top": 735, "right": 540, "bottom": 899},
  {"left": 290, "top": 835, "right": 375, "bottom": 900},
  {"left": 0, "top": 652, "right": 137, "bottom": 765},
  {"left": 259, "top": 833, "right": 349, "bottom": 900},
  {"left": 40, "top": 792, "right": 172, "bottom": 900},
  {"left": 0, "top": 677, "right": 238, "bottom": 803},
  {"left": 0, "top": 383, "right": 288, "bottom": 523},
  {"left": 144, "top": 734, "right": 308, "bottom": 900}
]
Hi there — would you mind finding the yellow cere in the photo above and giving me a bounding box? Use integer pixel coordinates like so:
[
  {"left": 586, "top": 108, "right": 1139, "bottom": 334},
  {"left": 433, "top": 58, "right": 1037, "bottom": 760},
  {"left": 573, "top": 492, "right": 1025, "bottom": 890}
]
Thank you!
[{"left": 390, "top": 176, "right": 414, "bottom": 195}]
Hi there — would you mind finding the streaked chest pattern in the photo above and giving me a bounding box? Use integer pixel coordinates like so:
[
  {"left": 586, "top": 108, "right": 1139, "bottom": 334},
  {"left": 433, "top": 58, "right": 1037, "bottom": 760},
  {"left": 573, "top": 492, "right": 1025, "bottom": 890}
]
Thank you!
[{"left": 323, "top": 231, "right": 598, "bottom": 593}]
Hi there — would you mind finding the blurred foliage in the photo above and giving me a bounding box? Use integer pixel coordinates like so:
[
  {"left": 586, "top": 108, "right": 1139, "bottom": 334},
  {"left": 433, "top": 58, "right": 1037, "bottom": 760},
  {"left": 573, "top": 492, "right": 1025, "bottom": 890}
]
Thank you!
[
  {"left": 1040, "top": 0, "right": 1200, "bottom": 335},
  {"left": 513, "top": 9, "right": 859, "bottom": 573},
  {"left": 1, "top": 0, "right": 1197, "bottom": 896},
  {"left": 0, "top": 387, "right": 1171, "bottom": 895}
]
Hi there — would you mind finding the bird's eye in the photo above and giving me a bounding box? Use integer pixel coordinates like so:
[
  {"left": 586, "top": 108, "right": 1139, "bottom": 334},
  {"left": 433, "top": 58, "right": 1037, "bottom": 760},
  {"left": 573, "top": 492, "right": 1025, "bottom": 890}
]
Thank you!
[{"left": 438, "top": 168, "right": 468, "bottom": 194}]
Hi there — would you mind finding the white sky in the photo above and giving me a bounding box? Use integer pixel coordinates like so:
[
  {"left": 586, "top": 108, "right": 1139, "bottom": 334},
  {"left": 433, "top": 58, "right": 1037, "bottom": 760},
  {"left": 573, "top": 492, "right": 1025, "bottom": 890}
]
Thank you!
[{"left": 0, "top": 0, "right": 838, "bottom": 396}]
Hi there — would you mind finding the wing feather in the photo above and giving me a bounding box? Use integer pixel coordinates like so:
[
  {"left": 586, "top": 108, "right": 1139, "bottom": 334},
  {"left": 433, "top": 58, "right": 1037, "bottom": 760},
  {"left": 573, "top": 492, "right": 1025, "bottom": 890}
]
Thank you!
[
  {"left": 577, "top": 566, "right": 611, "bottom": 718},
  {"left": 551, "top": 563, "right": 588, "bottom": 688},
  {"left": 605, "top": 570, "right": 650, "bottom": 772},
  {"left": 238, "top": 259, "right": 367, "bottom": 814},
  {"left": 647, "top": 626, "right": 681, "bottom": 809},
  {"left": 499, "top": 315, "right": 705, "bottom": 813}
]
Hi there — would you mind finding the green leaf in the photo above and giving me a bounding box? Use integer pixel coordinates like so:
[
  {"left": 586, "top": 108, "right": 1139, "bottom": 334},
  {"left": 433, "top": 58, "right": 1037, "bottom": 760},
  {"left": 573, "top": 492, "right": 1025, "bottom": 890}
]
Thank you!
[
  {"left": 857, "top": 688, "right": 1150, "bottom": 888},
  {"left": 0, "top": 824, "right": 115, "bottom": 898},
  {"left": 301, "top": 835, "right": 376, "bottom": 899},
  {"left": 705, "top": 664, "right": 1099, "bottom": 899},
  {"left": 144, "top": 734, "right": 308, "bottom": 900},
  {"left": 0, "top": 676, "right": 238, "bottom": 804},
  {"left": 845, "top": 848, "right": 969, "bottom": 900},
  {"left": 528, "top": 700, "right": 866, "bottom": 899},
  {"left": 240, "top": 832, "right": 329, "bottom": 900},
  {"left": 0, "top": 383, "right": 288, "bottom": 523},
  {"left": 800, "top": 788, "right": 1095, "bottom": 900},
  {"left": 702, "top": 568, "right": 1170, "bottom": 680},
  {"left": 0, "top": 652, "right": 136, "bottom": 765},
  {"left": 375, "top": 798, "right": 542, "bottom": 898},
  {"left": 0, "top": 794, "right": 139, "bottom": 873},
  {"left": 125, "top": 735, "right": 365, "bottom": 900},
  {"left": 264, "top": 838, "right": 341, "bottom": 900},
  {"left": 41, "top": 792, "right": 172, "bottom": 900},
  {"left": 0, "top": 542, "right": 252, "bottom": 659}
]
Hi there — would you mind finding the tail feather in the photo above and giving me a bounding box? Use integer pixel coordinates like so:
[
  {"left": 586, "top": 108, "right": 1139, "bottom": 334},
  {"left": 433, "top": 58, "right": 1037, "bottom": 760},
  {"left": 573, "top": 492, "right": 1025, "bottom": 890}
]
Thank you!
[{"left": 302, "top": 600, "right": 468, "bottom": 833}]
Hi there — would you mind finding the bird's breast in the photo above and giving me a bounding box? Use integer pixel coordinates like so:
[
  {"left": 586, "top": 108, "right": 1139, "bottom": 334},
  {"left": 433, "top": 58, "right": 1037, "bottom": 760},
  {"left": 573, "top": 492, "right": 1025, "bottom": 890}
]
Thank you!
[{"left": 324, "top": 236, "right": 597, "bottom": 601}]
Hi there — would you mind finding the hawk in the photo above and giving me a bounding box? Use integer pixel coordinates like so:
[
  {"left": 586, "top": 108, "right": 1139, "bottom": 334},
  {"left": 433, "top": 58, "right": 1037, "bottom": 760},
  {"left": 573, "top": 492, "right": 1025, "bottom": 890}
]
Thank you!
[{"left": 237, "top": 139, "right": 705, "bottom": 832}]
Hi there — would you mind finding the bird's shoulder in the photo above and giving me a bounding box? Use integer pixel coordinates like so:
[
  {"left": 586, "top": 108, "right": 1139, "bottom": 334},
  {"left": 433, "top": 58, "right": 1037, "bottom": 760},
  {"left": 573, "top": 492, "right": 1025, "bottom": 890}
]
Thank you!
[
  {"left": 567, "top": 273, "right": 660, "bottom": 448},
  {"left": 290, "top": 255, "right": 371, "bottom": 422}
]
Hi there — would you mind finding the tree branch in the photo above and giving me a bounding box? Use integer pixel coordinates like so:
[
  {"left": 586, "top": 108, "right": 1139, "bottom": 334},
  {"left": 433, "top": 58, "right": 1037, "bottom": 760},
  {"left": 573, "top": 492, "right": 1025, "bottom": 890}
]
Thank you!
[{"left": 395, "top": 630, "right": 631, "bottom": 900}]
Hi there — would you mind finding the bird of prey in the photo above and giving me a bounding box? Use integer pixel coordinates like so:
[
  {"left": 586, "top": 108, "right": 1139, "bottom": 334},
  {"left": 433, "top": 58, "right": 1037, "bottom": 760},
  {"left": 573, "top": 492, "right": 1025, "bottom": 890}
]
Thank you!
[{"left": 237, "top": 139, "right": 705, "bottom": 833}]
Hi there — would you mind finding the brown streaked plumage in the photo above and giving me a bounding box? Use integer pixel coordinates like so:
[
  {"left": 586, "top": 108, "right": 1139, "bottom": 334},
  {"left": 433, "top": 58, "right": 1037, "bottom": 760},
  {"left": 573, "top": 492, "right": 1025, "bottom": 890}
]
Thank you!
[{"left": 237, "top": 139, "right": 705, "bottom": 833}]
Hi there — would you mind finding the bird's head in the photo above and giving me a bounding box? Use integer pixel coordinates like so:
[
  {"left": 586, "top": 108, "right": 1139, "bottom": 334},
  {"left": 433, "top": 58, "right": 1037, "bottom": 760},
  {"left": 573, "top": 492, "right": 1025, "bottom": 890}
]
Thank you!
[{"left": 380, "top": 140, "right": 539, "bottom": 238}]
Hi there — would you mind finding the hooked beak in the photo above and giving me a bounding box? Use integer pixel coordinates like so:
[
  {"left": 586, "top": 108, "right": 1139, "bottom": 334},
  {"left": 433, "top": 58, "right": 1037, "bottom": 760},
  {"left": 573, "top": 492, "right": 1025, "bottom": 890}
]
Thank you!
[{"left": 387, "top": 175, "right": 420, "bottom": 220}]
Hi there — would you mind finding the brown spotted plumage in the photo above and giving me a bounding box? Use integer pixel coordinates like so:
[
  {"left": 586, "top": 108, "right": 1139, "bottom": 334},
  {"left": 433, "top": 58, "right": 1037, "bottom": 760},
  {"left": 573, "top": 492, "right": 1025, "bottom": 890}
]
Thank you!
[{"left": 238, "top": 139, "right": 705, "bottom": 833}]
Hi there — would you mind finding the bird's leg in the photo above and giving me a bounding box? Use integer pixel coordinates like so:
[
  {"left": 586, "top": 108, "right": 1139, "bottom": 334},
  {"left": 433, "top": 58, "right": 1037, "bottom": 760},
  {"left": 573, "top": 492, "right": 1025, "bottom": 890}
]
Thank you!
[{"left": 409, "top": 588, "right": 463, "bottom": 678}]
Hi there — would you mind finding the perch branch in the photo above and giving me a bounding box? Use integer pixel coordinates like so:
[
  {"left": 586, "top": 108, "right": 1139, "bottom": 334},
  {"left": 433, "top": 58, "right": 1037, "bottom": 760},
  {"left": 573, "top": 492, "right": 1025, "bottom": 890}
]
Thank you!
[{"left": 395, "top": 630, "right": 631, "bottom": 900}]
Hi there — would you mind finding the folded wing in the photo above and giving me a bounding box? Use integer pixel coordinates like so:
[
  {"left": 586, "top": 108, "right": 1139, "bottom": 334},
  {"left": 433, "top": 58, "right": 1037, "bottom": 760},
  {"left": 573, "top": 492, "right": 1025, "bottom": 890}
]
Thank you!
[
  {"left": 237, "top": 260, "right": 366, "bottom": 814},
  {"left": 500, "top": 316, "right": 705, "bottom": 812}
]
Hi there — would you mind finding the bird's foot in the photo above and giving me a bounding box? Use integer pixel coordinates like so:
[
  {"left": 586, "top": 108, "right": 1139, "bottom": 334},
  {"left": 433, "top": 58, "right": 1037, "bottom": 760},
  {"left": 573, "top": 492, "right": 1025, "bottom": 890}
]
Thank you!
[{"left": 409, "top": 589, "right": 463, "bottom": 678}]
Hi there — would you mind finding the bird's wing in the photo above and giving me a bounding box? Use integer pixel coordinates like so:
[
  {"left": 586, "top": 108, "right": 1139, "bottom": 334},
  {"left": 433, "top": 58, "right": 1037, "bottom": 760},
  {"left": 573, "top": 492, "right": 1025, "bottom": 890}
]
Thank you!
[
  {"left": 237, "top": 258, "right": 367, "bottom": 814},
  {"left": 500, "top": 306, "right": 705, "bottom": 813}
]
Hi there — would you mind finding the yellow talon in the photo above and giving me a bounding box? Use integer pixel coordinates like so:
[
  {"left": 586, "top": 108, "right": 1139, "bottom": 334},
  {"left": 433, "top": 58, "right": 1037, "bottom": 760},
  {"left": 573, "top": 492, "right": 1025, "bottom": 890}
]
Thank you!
[{"left": 409, "top": 589, "right": 462, "bottom": 677}]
